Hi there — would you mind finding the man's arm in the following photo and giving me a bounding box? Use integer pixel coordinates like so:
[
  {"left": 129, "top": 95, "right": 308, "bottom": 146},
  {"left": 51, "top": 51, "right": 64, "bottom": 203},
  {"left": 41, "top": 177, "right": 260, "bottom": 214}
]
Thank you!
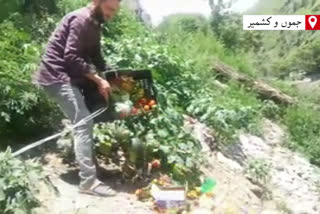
[
  {"left": 85, "top": 73, "right": 110, "bottom": 99},
  {"left": 64, "top": 16, "right": 94, "bottom": 77},
  {"left": 64, "top": 16, "right": 110, "bottom": 99}
]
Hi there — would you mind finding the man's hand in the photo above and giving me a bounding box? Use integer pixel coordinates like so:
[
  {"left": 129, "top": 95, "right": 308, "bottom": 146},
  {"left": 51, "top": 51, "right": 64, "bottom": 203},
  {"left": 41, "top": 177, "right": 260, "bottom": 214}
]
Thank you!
[
  {"left": 85, "top": 73, "right": 111, "bottom": 100},
  {"left": 97, "top": 79, "right": 111, "bottom": 99}
]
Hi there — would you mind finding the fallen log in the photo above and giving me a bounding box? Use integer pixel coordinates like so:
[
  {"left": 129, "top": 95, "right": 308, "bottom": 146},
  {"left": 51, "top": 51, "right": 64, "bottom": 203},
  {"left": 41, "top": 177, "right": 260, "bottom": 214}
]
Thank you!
[{"left": 213, "top": 61, "right": 296, "bottom": 105}]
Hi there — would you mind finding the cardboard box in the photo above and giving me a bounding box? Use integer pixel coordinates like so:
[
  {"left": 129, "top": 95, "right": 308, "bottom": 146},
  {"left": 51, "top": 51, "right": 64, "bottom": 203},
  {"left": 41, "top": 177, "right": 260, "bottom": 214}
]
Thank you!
[{"left": 151, "top": 184, "right": 186, "bottom": 209}]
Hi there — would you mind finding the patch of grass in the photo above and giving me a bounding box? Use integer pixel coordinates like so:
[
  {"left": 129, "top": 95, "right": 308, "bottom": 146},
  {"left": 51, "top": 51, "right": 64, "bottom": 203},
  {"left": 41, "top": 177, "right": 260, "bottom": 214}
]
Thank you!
[
  {"left": 187, "top": 85, "right": 263, "bottom": 143},
  {"left": 245, "top": 158, "right": 271, "bottom": 185},
  {"left": 283, "top": 104, "right": 320, "bottom": 166},
  {"left": 164, "top": 31, "right": 257, "bottom": 78},
  {"left": 276, "top": 200, "right": 293, "bottom": 214}
]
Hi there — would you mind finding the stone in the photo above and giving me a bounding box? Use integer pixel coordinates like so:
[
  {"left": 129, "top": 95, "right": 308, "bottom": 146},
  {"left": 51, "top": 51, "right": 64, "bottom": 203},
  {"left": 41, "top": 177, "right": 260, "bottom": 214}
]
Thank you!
[
  {"left": 261, "top": 209, "right": 279, "bottom": 214},
  {"left": 216, "top": 152, "right": 243, "bottom": 171},
  {"left": 262, "top": 119, "right": 285, "bottom": 146},
  {"left": 238, "top": 134, "right": 271, "bottom": 159},
  {"left": 250, "top": 185, "right": 264, "bottom": 198}
]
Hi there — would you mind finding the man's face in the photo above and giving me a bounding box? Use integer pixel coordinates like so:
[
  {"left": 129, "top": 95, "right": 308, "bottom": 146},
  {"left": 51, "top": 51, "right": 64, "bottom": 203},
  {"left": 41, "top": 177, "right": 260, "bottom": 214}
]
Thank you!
[{"left": 99, "top": 0, "right": 120, "bottom": 21}]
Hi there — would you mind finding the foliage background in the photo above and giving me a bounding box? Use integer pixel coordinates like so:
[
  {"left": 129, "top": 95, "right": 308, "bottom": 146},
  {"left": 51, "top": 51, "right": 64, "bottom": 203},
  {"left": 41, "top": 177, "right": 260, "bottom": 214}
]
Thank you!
[{"left": 1, "top": 0, "right": 320, "bottom": 212}]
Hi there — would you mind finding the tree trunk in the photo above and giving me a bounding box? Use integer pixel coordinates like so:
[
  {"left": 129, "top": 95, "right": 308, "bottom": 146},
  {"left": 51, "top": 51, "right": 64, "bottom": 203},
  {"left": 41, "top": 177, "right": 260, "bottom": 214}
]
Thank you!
[{"left": 213, "top": 61, "right": 296, "bottom": 105}]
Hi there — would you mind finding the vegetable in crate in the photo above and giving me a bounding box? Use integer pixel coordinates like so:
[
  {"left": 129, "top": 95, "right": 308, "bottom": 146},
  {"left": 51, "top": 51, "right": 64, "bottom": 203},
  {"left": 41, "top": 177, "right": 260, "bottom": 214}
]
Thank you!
[
  {"left": 115, "top": 100, "right": 133, "bottom": 117},
  {"left": 137, "top": 98, "right": 157, "bottom": 112},
  {"left": 107, "top": 72, "right": 157, "bottom": 118},
  {"left": 131, "top": 88, "right": 145, "bottom": 102},
  {"left": 120, "top": 76, "right": 135, "bottom": 92}
]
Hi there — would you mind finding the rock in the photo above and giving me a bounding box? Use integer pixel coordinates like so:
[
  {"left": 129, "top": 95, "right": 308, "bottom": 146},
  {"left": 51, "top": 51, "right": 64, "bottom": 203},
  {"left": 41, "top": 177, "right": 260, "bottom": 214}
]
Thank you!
[
  {"left": 223, "top": 142, "right": 248, "bottom": 166},
  {"left": 183, "top": 116, "right": 216, "bottom": 152},
  {"left": 250, "top": 185, "right": 264, "bottom": 198},
  {"left": 275, "top": 166, "right": 284, "bottom": 171},
  {"left": 262, "top": 119, "right": 286, "bottom": 146},
  {"left": 216, "top": 152, "right": 242, "bottom": 171},
  {"left": 261, "top": 209, "right": 279, "bottom": 214},
  {"left": 239, "top": 134, "right": 271, "bottom": 159},
  {"left": 222, "top": 121, "right": 320, "bottom": 214},
  {"left": 191, "top": 208, "right": 212, "bottom": 214}
]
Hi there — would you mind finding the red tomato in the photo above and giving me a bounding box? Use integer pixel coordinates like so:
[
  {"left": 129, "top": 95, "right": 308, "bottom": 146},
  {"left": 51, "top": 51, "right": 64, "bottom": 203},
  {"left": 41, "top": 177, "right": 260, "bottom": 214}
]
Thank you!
[
  {"left": 119, "top": 113, "right": 126, "bottom": 118},
  {"left": 148, "top": 100, "right": 156, "bottom": 107},
  {"left": 151, "top": 159, "right": 161, "bottom": 168},
  {"left": 139, "top": 98, "right": 147, "bottom": 106},
  {"left": 143, "top": 105, "right": 150, "bottom": 111},
  {"left": 131, "top": 107, "right": 138, "bottom": 115}
]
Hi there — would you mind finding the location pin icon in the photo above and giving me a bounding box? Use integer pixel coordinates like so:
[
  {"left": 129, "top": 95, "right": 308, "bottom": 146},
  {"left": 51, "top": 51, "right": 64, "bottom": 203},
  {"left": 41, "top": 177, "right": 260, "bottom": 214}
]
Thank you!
[{"left": 309, "top": 16, "right": 317, "bottom": 29}]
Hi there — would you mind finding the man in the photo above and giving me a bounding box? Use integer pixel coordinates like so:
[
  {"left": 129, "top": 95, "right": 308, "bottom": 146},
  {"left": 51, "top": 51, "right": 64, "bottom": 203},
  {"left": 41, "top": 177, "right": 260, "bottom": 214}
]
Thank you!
[{"left": 34, "top": 0, "right": 121, "bottom": 197}]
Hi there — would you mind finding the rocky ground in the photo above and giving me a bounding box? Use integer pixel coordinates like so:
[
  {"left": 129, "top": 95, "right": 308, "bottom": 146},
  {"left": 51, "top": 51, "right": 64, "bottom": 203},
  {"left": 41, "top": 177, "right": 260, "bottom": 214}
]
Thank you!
[
  {"left": 32, "top": 117, "right": 320, "bottom": 214},
  {"left": 186, "top": 117, "right": 320, "bottom": 214},
  {"left": 34, "top": 153, "right": 152, "bottom": 214},
  {"left": 233, "top": 120, "right": 320, "bottom": 214}
]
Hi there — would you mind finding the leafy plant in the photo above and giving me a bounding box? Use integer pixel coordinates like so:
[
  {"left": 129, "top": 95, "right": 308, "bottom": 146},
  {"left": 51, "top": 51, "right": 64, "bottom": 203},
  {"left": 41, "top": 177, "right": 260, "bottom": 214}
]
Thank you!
[
  {"left": 94, "top": 97, "right": 203, "bottom": 185},
  {"left": 0, "top": 0, "right": 23, "bottom": 22},
  {"left": 0, "top": 20, "right": 61, "bottom": 143},
  {"left": 261, "top": 100, "right": 282, "bottom": 120},
  {"left": 276, "top": 200, "right": 293, "bottom": 214},
  {"left": 245, "top": 158, "right": 271, "bottom": 185},
  {"left": 158, "top": 14, "right": 210, "bottom": 35},
  {"left": 0, "top": 149, "right": 45, "bottom": 214},
  {"left": 187, "top": 86, "right": 262, "bottom": 141},
  {"left": 284, "top": 105, "right": 320, "bottom": 165},
  {"left": 56, "top": 0, "right": 89, "bottom": 15}
]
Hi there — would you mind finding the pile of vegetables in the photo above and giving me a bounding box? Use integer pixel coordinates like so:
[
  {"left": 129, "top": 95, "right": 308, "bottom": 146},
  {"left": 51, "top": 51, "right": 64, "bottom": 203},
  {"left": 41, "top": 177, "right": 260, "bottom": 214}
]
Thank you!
[{"left": 109, "top": 75, "right": 157, "bottom": 118}]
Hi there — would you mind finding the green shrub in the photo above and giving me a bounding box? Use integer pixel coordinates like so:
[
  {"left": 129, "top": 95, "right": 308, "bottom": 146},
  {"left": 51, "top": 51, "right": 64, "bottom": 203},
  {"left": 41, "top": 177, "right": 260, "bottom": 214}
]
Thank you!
[
  {"left": 94, "top": 105, "right": 203, "bottom": 185},
  {"left": 103, "top": 8, "right": 148, "bottom": 40},
  {"left": 274, "top": 37, "right": 320, "bottom": 78},
  {"left": 57, "top": 0, "right": 89, "bottom": 15},
  {"left": 0, "top": 149, "right": 44, "bottom": 214},
  {"left": 0, "top": 21, "right": 60, "bottom": 142},
  {"left": 213, "top": 14, "right": 263, "bottom": 53},
  {"left": 245, "top": 158, "right": 271, "bottom": 185},
  {"left": 0, "top": 0, "right": 22, "bottom": 22},
  {"left": 284, "top": 105, "right": 320, "bottom": 165},
  {"left": 158, "top": 14, "right": 210, "bottom": 34},
  {"left": 187, "top": 85, "right": 262, "bottom": 141}
]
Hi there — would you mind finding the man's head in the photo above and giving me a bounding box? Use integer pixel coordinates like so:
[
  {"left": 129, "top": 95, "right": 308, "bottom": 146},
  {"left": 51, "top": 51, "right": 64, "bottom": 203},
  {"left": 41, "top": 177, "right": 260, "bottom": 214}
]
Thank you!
[{"left": 93, "top": 0, "right": 120, "bottom": 21}]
